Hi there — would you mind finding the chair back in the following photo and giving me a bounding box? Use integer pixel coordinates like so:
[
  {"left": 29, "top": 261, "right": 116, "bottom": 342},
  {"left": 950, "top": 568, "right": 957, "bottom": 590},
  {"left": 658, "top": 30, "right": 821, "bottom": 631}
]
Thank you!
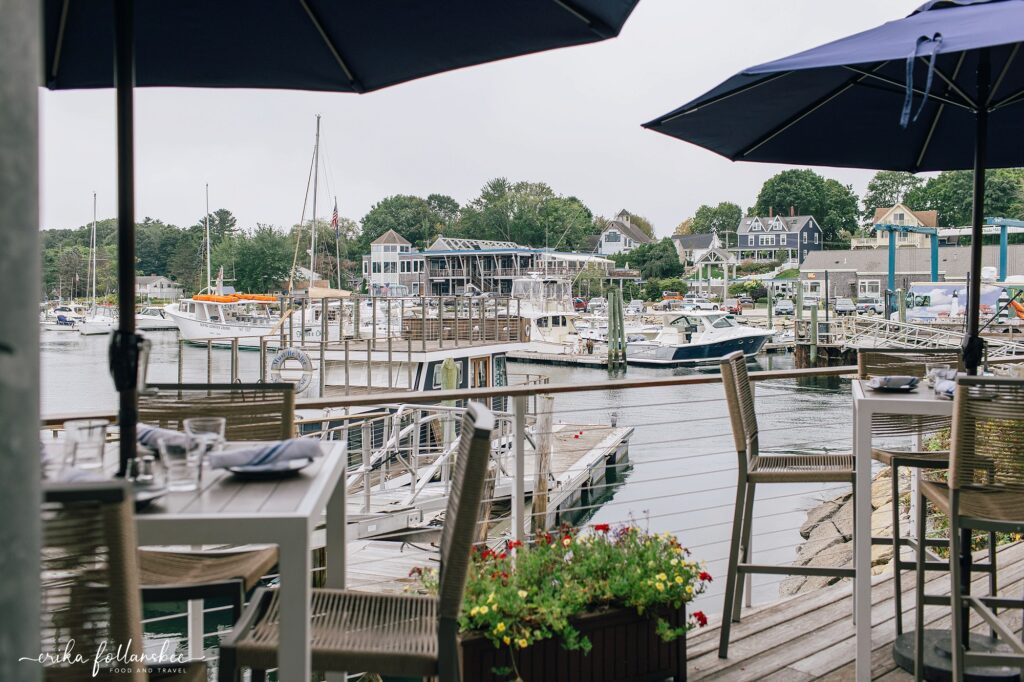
[
  {"left": 41, "top": 481, "right": 146, "bottom": 681},
  {"left": 437, "top": 402, "right": 495, "bottom": 622},
  {"left": 139, "top": 383, "right": 295, "bottom": 440},
  {"left": 949, "top": 376, "right": 1024, "bottom": 522},
  {"left": 719, "top": 351, "right": 758, "bottom": 470},
  {"left": 857, "top": 348, "right": 963, "bottom": 379}
]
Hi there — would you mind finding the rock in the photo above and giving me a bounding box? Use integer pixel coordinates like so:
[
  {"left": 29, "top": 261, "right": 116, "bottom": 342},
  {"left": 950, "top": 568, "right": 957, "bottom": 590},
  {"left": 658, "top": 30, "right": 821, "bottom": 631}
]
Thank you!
[
  {"left": 779, "top": 575, "right": 807, "bottom": 597},
  {"left": 872, "top": 472, "right": 893, "bottom": 510},
  {"left": 832, "top": 501, "right": 854, "bottom": 539},
  {"left": 799, "top": 499, "right": 843, "bottom": 539}
]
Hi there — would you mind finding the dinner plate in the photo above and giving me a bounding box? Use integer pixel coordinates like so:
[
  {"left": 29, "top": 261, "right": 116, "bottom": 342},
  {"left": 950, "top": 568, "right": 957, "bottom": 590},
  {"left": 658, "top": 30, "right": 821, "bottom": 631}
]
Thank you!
[
  {"left": 867, "top": 376, "right": 919, "bottom": 393},
  {"left": 133, "top": 485, "right": 168, "bottom": 509},
  {"left": 226, "top": 457, "right": 314, "bottom": 480}
]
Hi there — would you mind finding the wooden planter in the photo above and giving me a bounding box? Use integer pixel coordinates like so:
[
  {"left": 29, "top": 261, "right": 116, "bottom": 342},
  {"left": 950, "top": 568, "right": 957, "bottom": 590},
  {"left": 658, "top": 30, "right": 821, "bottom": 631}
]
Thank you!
[{"left": 460, "top": 604, "right": 687, "bottom": 682}]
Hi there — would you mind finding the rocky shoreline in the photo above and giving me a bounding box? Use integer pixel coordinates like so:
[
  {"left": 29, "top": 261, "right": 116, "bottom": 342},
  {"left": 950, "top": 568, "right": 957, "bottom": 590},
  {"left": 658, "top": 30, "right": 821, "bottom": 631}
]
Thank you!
[{"left": 781, "top": 469, "right": 903, "bottom": 597}]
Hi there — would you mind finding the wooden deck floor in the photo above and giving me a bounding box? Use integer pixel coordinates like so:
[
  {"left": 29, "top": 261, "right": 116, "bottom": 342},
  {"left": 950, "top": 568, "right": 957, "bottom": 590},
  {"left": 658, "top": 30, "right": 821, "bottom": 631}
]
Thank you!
[{"left": 688, "top": 541, "right": 1024, "bottom": 680}]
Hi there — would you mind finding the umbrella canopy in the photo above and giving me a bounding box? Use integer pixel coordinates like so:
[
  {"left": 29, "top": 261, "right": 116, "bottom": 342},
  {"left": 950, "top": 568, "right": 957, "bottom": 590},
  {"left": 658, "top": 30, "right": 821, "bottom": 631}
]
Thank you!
[
  {"left": 643, "top": 0, "right": 1024, "bottom": 373},
  {"left": 43, "top": 0, "right": 639, "bottom": 475}
]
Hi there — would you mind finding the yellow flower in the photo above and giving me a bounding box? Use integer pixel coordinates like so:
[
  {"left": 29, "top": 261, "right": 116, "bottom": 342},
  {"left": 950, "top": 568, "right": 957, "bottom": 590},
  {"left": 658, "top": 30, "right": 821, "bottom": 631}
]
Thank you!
[
  {"left": 655, "top": 582, "right": 665, "bottom": 592},
  {"left": 470, "top": 607, "right": 480, "bottom": 616},
  {"left": 562, "top": 537, "right": 572, "bottom": 547},
  {"left": 673, "top": 547, "right": 683, "bottom": 555},
  {"left": 517, "top": 638, "right": 529, "bottom": 649},
  {"left": 503, "top": 635, "right": 511, "bottom": 645},
  {"left": 496, "top": 622, "right": 506, "bottom": 633},
  {"left": 675, "top": 575, "right": 684, "bottom": 584},
  {"left": 487, "top": 592, "right": 495, "bottom": 603},
  {"left": 686, "top": 585, "right": 694, "bottom": 594},
  {"left": 670, "top": 558, "right": 679, "bottom": 566},
  {"left": 517, "top": 590, "right": 528, "bottom": 599},
  {"left": 656, "top": 573, "right": 667, "bottom": 581},
  {"left": 479, "top": 605, "right": 489, "bottom": 615}
]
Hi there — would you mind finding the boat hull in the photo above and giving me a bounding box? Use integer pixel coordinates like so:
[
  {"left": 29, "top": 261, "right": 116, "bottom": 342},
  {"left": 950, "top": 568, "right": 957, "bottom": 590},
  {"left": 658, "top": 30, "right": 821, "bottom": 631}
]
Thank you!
[{"left": 626, "top": 332, "right": 770, "bottom": 367}]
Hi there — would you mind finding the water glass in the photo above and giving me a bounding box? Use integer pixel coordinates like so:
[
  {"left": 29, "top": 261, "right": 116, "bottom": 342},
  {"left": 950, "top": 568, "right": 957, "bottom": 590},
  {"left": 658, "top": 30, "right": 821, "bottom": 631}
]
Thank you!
[
  {"left": 184, "top": 417, "right": 226, "bottom": 475},
  {"left": 157, "top": 437, "right": 198, "bottom": 492},
  {"left": 925, "top": 363, "right": 951, "bottom": 386},
  {"left": 63, "top": 419, "right": 109, "bottom": 471}
]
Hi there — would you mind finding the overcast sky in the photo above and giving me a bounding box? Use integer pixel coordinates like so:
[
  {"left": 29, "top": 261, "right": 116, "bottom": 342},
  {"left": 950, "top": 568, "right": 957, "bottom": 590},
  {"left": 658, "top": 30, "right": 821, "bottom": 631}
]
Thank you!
[{"left": 39, "top": 0, "right": 923, "bottom": 237}]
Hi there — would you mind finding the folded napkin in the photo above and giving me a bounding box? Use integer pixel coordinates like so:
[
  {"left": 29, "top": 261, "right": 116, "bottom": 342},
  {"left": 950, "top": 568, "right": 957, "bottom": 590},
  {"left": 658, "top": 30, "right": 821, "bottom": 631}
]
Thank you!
[
  {"left": 137, "top": 423, "right": 186, "bottom": 450},
  {"left": 934, "top": 378, "right": 957, "bottom": 399},
  {"left": 868, "top": 375, "right": 919, "bottom": 390},
  {"left": 58, "top": 466, "right": 106, "bottom": 483},
  {"left": 210, "top": 439, "right": 323, "bottom": 469},
  {"left": 931, "top": 368, "right": 959, "bottom": 383}
]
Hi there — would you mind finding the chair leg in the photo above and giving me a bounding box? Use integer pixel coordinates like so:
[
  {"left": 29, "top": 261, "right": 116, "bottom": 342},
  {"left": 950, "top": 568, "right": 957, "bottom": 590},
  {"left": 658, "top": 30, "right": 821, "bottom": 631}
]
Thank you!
[
  {"left": 718, "top": 478, "right": 747, "bottom": 659},
  {"left": 891, "top": 464, "right": 904, "bottom": 635},
  {"left": 988, "top": 530, "right": 998, "bottom": 640},
  {"left": 914, "top": 491, "right": 927, "bottom": 682},
  {"left": 734, "top": 481, "right": 756, "bottom": 622},
  {"left": 950, "top": 507, "right": 966, "bottom": 681}
]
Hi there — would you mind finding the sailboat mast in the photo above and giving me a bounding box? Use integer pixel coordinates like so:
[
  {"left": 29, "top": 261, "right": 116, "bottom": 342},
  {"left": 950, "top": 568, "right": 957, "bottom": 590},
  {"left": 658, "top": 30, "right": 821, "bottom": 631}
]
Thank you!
[
  {"left": 90, "top": 192, "right": 97, "bottom": 306},
  {"left": 310, "top": 114, "right": 321, "bottom": 282},
  {"left": 205, "top": 183, "right": 212, "bottom": 293}
]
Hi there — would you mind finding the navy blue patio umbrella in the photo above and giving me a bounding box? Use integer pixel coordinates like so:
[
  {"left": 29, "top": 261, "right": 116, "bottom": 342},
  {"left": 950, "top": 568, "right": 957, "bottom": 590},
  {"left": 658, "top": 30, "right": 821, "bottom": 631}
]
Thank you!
[
  {"left": 643, "top": 0, "right": 1024, "bottom": 374},
  {"left": 42, "top": 0, "right": 640, "bottom": 475}
]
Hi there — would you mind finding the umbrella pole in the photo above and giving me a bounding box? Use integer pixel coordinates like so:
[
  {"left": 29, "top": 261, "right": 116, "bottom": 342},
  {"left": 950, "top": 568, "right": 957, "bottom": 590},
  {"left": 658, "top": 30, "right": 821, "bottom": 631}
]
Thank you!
[
  {"left": 964, "top": 49, "right": 990, "bottom": 376},
  {"left": 111, "top": 0, "right": 139, "bottom": 476}
]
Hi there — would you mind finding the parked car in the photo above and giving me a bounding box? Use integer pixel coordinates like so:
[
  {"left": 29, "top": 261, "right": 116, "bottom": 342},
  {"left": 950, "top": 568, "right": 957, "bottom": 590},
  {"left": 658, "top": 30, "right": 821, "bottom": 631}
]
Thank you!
[
  {"left": 589, "top": 296, "right": 608, "bottom": 313},
  {"left": 802, "top": 296, "right": 820, "bottom": 309},
  {"left": 856, "top": 297, "right": 884, "bottom": 315},
  {"left": 833, "top": 297, "right": 857, "bottom": 316},
  {"left": 724, "top": 298, "right": 743, "bottom": 315},
  {"left": 773, "top": 299, "right": 795, "bottom": 315},
  {"left": 681, "top": 295, "right": 719, "bottom": 311},
  {"left": 573, "top": 297, "right": 588, "bottom": 312},
  {"left": 736, "top": 295, "right": 755, "bottom": 308}
]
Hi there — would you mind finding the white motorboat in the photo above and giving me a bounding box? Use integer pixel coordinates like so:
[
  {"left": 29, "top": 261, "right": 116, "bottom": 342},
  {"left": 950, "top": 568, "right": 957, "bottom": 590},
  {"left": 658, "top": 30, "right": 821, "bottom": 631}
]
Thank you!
[
  {"left": 40, "top": 304, "right": 87, "bottom": 332},
  {"left": 136, "top": 306, "right": 178, "bottom": 331},
  {"left": 79, "top": 306, "right": 118, "bottom": 336},
  {"left": 510, "top": 275, "right": 585, "bottom": 355},
  {"left": 626, "top": 311, "right": 773, "bottom": 366}
]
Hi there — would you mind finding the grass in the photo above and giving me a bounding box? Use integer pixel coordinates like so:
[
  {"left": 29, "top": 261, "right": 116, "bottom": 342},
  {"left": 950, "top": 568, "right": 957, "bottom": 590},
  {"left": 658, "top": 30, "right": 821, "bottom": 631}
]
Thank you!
[{"left": 775, "top": 269, "right": 800, "bottom": 279}]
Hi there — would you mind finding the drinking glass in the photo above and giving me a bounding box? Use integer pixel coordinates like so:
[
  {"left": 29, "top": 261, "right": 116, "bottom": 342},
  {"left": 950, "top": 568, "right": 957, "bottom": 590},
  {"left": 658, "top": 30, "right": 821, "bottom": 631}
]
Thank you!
[
  {"left": 184, "top": 417, "right": 226, "bottom": 478},
  {"left": 63, "top": 419, "right": 109, "bottom": 471},
  {"left": 157, "top": 437, "right": 199, "bottom": 492},
  {"left": 925, "top": 363, "right": 951, "bottom": 386}
]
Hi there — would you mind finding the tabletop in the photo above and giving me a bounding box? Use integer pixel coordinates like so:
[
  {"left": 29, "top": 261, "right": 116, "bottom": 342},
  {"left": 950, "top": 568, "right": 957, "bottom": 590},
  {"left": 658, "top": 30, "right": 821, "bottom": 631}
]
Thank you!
[{"left": 851, "top": 379, "right": 955, "bottom": 415}]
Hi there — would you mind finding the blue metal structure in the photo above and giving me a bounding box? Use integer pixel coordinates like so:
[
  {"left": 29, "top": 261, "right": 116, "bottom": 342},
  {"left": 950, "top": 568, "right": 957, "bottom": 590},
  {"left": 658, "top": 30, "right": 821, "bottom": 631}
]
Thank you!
[
  {"left": 873, "top": 223, "right": 939, "bottom": 293},
  {"left": 985, "top": 217, "right": 1024, "bottom": 280}
]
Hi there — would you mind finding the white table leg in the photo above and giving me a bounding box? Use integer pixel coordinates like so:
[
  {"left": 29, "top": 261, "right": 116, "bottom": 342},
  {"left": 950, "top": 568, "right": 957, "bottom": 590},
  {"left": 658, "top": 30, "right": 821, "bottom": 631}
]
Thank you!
[
  {"left": 853, "top": 401, "right": 873, "bottom": 682},
  {"left": 186, "top": 599, "right": 203, "bottom": 660},
  {"left": 277, "top": 525, "right": 312, "bottom": 680},
  {"left": 326, "top": 475, "right": 347, "bottom": 682}
]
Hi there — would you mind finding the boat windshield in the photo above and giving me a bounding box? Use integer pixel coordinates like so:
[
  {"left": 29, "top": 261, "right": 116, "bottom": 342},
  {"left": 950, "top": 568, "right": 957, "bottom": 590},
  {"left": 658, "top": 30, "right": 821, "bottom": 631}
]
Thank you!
[
  {"left": 709, "top": 314, "right": 734, "bottom": 329},
  {"left": 511, "top": 278, "right": 571, "bottom": 302}
]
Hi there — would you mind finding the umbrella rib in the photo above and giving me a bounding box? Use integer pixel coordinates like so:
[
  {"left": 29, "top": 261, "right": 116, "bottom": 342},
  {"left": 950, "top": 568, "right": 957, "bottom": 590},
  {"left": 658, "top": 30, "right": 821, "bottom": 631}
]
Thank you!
[
  {"left": 843, "top": 65, "right": 974, "bottom": 112},
  {"left": 987, "top": 43, "right": 1020, "bottom": 108},
  {"left": 299, "top": 0, "right": 363, "bottom": 92},
  {"left": 914, "top": 52, "right": 966, "bottom": 171},
  {"left": 737, "top": 62, "right": 889, "bottom": 160},
  {"left": 989, "top": 86, "right": 1024, "bottom": 112},
  {"left": 651, "top": 71, "right": 792, "bottom": 126},
  {"left": 49, "top": 0, "right": 71, "bottom": 84},
  {"left": 918, "top": 57, "right": 978, "bottom": 110},
  {"left": 552, "top": 0, "right": 617, "bottom": 38}
]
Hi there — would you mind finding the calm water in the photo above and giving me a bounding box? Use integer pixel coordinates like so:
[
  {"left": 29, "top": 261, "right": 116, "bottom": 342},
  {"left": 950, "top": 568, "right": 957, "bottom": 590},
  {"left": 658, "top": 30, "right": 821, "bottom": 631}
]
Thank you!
[{"left": 41, "top": 331, "right": 854, "bottom": 613}]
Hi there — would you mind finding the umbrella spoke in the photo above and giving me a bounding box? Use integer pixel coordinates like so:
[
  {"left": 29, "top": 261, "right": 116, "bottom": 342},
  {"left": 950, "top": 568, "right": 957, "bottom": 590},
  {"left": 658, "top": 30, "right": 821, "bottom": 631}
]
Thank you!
[
  {"left": 298, "top": 0, "right": 363, "bottom": 92},
  {"left": 988, "top": 43, "right": 1022, "bottom": 107},
  {"left": 843, "top": 64, "right": 976, "bottom": 112},
  {"left": 915, "top": 52, "right": 967, "bottom": 170},
  {"left": 917, "top": 56, "right": 979, "bottom": 110}
]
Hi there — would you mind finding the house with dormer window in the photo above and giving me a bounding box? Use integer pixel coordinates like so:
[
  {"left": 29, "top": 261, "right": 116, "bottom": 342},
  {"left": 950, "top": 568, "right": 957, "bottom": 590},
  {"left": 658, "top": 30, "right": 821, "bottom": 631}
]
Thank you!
[
  {"left": 732, "top": 213, "right": 824, "bottom": 265},
  {"left": 593, "top": 209, "right": 654, "bottom": 256}
]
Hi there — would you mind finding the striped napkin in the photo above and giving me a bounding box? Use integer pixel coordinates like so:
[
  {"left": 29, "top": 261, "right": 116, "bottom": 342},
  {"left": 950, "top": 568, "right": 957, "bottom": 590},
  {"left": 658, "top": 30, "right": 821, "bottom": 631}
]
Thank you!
[
  {"left": 137, "top": 423, "right": 186, "bottom": 450},
  {"left": 209, "top": 439, "right": 323, "bottom": 469}
]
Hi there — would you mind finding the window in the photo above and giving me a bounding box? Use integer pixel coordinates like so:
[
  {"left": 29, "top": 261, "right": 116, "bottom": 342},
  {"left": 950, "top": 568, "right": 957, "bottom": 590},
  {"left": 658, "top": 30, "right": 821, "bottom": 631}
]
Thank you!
[
  {"left": 362, "top": 262, "right": 368, "bottom": 274},
  {"left": 758, "top": 235, "right": 775, "bottom": 246},
  {"left": 431, "top": 361, "right": 464, "bottom": 389},
  {"left": 384, "top": 245, "right": 397, "bottom": 253},
  {"left": 814, "top": 233, "right": 819, "bottom": 244},
  {"left": 747, "top": 236, "right": 755, "bottom": 246},
  {"left": 400, "top": 245, "right": 410, "bottom": 252},
  {"left": 605, "top": 231, "right": 621, "bottom": 242},
  {"left": 779, "top": 235, "right": 787, "bottom": 245},
  {"left": 711, "top": 315, "right": 735, "bottom": 329},
  {"left": 859, "top": 279, "right": 881, "bottom": 296},
  {"left": 384, "top": 262, "right": 397, "bottom": 274},
  {"left": 372, "top": 262, "right": 381, "bottom": 273},
  {"left": 894, "top": 212, "right": 905, "bottom": 223},
  {"left": 802, "top": 232, "right": 808, "bottom": 244}
]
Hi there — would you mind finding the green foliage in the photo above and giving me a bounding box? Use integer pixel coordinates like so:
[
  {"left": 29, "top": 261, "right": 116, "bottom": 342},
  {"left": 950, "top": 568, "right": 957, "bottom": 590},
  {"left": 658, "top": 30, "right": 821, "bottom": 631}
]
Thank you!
[
  {"left": 754, "top": 169, "right": 859, "bottom": 245},
  {"left": 623, "top": 212, "right": 655, "bottom": 239},
  {"left": 904, "top": 169, "right": 1024, "bottom": 227},
  {"left": 690, "top": 202, "right": 743, "bottom": 245},
  {"left": 412, "top": 526, "right": 710, "bottom": 656},
  {"left": 642, "top": 278, "right": 688, "bottom": 302},
  {"left": 775, "top": 269, "right": 800, "bottom": 279},
  {"left": 611, "top": 239, "right": 683, "bottom": 280},
  {"left": 861, "top": 171, "right": 924, "bottom": 222},
  {"left": 221, "top": 225, "right": 295, "bottom": 293},
  {"left": 359, "top": 194, "right": 453, "bottom": 251},
  {"left": 455, "top": 178, "right": 594, "bottom": 250}
]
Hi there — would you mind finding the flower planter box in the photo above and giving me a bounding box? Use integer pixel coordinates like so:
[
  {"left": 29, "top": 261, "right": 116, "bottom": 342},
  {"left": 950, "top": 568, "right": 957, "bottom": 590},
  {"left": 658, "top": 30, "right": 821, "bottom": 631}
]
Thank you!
[{"left": 460, "top": 604, "right": 687, "bottom": 682}]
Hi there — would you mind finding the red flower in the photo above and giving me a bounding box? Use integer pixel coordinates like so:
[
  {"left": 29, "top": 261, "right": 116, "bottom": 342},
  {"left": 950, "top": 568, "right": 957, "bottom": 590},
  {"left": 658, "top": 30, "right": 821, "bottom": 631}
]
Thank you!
[
  {"left": 693, "top": 611, "right": 708, "bottom": 627},
  {"left": 480, "top": 549, "right": 495, "bottom": 560},
  {"left": 542, "top": 533, "right": 553, "bottom": 545},
  {"left": 594, "top": 523, "right": 611, "bottom": 533},
  {"left": 508, "top": 540, "right": 523, "bottom": 550},
  {"left": 498, "top": 552, "right": 507, "bottom": 560},
  {"left": 699, "top": 571, "right": 713, "bottom": 582}
]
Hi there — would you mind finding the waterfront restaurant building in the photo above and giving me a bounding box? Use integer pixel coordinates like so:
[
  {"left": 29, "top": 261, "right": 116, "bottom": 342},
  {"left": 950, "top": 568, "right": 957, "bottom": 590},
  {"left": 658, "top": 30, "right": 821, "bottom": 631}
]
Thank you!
[{"left": 361, "top": 229, "right": 427, "bottom": 296}]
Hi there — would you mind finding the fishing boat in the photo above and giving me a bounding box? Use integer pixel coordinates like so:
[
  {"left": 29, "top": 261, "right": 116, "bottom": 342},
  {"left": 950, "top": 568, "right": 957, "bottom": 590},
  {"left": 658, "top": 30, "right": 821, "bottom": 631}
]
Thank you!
[
  {"left": 164, "top": 290, "right": 292, "bottom": 348},
  {"left": 626, "top": 311, "right": 773, "bottom": 366}
]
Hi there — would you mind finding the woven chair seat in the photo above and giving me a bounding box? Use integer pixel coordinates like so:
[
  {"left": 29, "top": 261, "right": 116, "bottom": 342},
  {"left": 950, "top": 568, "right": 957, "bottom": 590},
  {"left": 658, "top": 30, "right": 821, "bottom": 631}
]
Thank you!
[
  {"left": 234, "top": 588, "right": 439, "bottom": 675},
  {"left": 872, "top": 447, "right": 949, "bottom": 468},
  {"left": 748, "top": 453, "right": 855, "bottom": 483},
  {"left": 921, "top": 479, "right": 1024, "bottom": 525},
  {"left": 139, "top": 546, "right": 278, "bottom": 592}
]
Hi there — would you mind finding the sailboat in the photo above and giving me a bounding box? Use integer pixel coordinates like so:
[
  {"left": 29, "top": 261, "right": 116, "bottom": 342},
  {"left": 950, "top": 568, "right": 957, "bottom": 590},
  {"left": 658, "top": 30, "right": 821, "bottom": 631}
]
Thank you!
[{"left": 79, "top": 194, "right": 119, "bottom": 336}]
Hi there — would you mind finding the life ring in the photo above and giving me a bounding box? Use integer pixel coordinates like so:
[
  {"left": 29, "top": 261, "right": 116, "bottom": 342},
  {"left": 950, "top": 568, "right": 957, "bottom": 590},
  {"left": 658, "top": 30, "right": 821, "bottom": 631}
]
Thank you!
[{"left": 270, "top": 347, "right": 313, "bottom": 393}]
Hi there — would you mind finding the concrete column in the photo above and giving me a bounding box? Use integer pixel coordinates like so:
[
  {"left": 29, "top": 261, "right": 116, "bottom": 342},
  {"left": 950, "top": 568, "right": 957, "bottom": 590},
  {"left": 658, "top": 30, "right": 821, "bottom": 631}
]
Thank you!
[{"left": 0, "top": 0, "right": 41, "bottom": 678}]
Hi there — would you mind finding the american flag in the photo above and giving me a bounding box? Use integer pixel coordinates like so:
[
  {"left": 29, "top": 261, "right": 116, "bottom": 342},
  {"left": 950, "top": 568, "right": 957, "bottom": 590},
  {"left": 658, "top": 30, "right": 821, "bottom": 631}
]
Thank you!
[{"left": 331, "top": 199, "right": 340, "bottom": 239}]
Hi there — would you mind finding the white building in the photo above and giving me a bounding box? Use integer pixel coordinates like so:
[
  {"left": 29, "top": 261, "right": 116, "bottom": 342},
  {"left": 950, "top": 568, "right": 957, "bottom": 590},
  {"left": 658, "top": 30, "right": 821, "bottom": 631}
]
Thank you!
[
  {"left": 593, "top": 209, "right": 653, "bottom": 256},
  {"left": 361, "top": 229, "right": 425, "bottom": 296},
  {"left": 135, "top": 275, "right": 183, "bottom": 300}
]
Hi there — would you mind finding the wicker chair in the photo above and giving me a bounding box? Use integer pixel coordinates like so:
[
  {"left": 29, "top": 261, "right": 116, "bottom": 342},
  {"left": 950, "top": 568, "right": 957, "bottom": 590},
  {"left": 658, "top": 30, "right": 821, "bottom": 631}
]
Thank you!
[
  {"left": 857, "top": 348, "right": 972, "bottom": 635},
  {"left": 915, "top": 376, "right": 1024, "bottom": 679},
  {"left": 718, "top": 351, "right": 856, "bottom": 658},
  {"left": 139, "top": 383, "right": 295, "bottom": 440},
  {"left": 219, "top": 402, "right": 496, "bottom": 682},
  {"left": 137, "top": 383, "right": 293, "bottom": 640},
  {"left": 41, "top": 481, "right": 207, "bottom": 681}
]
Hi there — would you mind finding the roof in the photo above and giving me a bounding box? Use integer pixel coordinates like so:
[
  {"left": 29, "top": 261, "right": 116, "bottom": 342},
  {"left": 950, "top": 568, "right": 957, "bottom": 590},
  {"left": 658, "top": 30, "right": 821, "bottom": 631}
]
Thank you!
[
  {"left": 372, "top": 229, "right": 412, "bottom": 246},
  {"left": 584, "top": 234, "right": 601, "bottom": 252},
  {"left": 672, "top": 233, "right": 715, "bottom": 250},
  {"left": 870, "top": 204, "right": 939, "bottom": 228},
  {"left": 601, "top": 218, "right": 653, "bottom": 244},
  {"left": 800, "top": 244, "right": 1024, "bottom": 278},
  {"left": 736, "top": 215, "right": 819, "bottom": 235},
  {"left": 136, "top": 275, "right": 175, "bottom": 285},
  {"left": 426, "top": 236, "right": 523, "bottom": 251}
]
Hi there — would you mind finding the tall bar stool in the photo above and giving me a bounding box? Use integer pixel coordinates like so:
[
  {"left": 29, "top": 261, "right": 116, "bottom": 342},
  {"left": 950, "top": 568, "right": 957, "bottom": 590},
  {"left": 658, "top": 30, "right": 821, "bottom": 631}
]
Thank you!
[
  {"left": 915, "top": 376, "right": 1024, "bottom": 679},
  {"left": 857, "top": 348, "right": 966, "bottom": 634},
  {"left": 718, "top": 351, "right": 856, "bottom": 658}
]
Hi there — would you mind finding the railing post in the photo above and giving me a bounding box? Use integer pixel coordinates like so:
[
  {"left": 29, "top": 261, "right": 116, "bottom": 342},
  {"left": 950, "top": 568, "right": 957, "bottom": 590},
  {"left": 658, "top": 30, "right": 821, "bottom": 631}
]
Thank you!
[
  {"left": 319, "top": 298, "right": 328, "bottom": 397},
  {"left": 259, "top": 337, "right": 267, "bottom": 383},
  {"left": 206, "top": 340, "right": 212, "bottom": 384},
  {"left": 411, "top": 408, "right": 421, "bottom": 491},
  {"left": 512, "top": 395, "right": 527, "bottom": 544},
  {"left": 361, "top": 420, "right": 372, "bottom": 513},
  {"left": 809, "top": 305, "right": 818, "bottom": 366},
  {"left": 177, "top": 337, "right": 184, "bottom": 384},
  {"left": 230, "top": 338, "right": 239, "bottom": 382}
]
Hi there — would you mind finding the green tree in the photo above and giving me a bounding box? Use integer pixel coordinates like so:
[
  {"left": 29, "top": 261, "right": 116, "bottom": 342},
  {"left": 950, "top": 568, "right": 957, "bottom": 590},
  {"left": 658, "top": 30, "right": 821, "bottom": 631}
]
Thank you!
[
  {"left": 673, "top": 217, "right": 694, "bottom": 236},
  {"left": 861, "top": 171, "right": 923, "bottom": 222},
  {"left": 611, "top": 238, "right": 683, "bottom": 279},
  {"left": 690, "top": 202, "right": 743, "bottom": 247},
  {"left": 904, "top": 169, "right": 1024, "bottom": 227},
  {"left": 622, "top": 212, "right": 655, "bottom": 239},
  {"left": 360, "top": 194, "right": 445, "bottom": 251},
  {"left": 426, "top": 193, "right": 461, "bottom": 231},
  {"left": 754, "top": 169, "right": 859, "bottom": 245},
  {"left": 228, "top": 225, "right": 294, "bottom": 293}
]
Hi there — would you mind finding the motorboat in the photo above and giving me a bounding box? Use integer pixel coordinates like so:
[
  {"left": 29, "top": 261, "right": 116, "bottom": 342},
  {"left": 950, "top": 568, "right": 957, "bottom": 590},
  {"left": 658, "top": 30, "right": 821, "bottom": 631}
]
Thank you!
[
  {"left": 136, "top": 306, "right": 179, "bottom": 331},
  {"left": 509, "top": 275, "right": 584, "bottom": 355},
  {"left": 626, "top": 311, "right": 773, "bottom": 366},
  {"left": 40, "top": 303, "right": 88, "bottom": 332},
  {"left": 78, "top": 306, "right": 118, "bottom": 336}
]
